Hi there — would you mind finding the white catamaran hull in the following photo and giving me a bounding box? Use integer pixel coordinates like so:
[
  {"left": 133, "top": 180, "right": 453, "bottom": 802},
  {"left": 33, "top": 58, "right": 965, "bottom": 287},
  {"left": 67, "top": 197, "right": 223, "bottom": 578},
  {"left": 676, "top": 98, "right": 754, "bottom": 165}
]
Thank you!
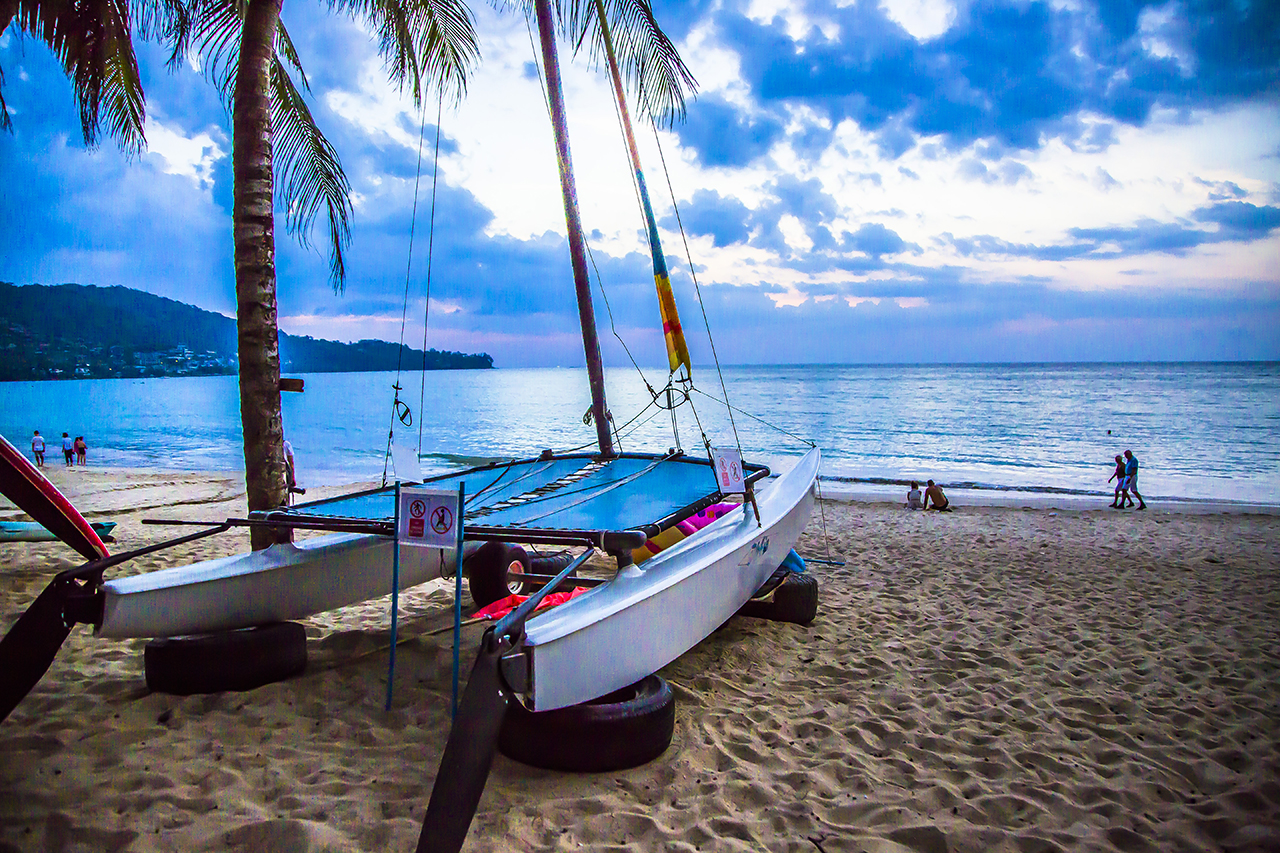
[
  {"left": 522, "top": 447, "right": 820, "bottom": 711},
  {"left": 97, "top": 533, "right": 460, "bottom": 639}
]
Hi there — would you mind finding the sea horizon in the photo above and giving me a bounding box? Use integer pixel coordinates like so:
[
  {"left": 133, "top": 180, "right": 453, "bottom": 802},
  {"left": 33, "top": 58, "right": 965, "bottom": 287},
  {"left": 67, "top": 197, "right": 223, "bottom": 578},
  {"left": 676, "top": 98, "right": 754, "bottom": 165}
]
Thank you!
[{"left": 3, "top": 361, "right": 1277, "bottom": 508}]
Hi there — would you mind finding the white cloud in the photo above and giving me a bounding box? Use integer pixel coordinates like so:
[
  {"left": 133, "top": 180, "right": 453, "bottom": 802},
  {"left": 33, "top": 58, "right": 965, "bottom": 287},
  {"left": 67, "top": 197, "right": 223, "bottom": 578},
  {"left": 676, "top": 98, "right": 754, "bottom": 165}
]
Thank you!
[
  {"left": 142, "top": 118, "right": 224, "bottom": 190},
  {"left": 777, "top": 214, "right": 813, "bottom": 253},
  {"left": 875, "top": 0, "right": 957, "bottom": 40},
  {"left": 1138, "top": 1, "right": 1195, "bottom": 76}
]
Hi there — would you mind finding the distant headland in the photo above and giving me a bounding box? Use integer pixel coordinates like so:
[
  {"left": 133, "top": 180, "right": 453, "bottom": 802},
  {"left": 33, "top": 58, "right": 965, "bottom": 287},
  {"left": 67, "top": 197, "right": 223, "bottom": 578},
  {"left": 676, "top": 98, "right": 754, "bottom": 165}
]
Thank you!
[{"left": 0, "top": 282, "right": 494, "bottom": 381}]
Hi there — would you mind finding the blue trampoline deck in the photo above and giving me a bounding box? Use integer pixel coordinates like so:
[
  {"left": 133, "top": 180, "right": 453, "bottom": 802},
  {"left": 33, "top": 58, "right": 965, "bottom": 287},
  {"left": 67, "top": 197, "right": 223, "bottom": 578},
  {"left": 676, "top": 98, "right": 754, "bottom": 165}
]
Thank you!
[{"left": 286, "top": 452, "right": 767, "bottom": 536}]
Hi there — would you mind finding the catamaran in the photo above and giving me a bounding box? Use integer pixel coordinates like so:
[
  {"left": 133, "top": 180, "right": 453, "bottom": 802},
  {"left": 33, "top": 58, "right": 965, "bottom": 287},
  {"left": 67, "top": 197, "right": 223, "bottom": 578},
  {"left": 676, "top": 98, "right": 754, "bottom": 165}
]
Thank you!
[{"left": 0, "top": 0, "right": 820, "bottom": 848}]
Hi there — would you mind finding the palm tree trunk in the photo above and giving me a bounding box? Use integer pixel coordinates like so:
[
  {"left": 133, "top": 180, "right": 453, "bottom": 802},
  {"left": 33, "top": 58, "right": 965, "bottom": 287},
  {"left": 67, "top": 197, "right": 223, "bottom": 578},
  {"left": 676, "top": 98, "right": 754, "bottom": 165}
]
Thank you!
[{"left": 233, "top": 0, "right": 290, "bottom": 549}]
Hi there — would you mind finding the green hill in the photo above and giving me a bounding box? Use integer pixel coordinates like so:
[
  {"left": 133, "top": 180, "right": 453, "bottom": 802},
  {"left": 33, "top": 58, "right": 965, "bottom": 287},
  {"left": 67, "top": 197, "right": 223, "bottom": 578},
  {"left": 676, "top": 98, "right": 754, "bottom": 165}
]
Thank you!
[{"left": 0, "top": 282, "right": 494, "bottom": 380}]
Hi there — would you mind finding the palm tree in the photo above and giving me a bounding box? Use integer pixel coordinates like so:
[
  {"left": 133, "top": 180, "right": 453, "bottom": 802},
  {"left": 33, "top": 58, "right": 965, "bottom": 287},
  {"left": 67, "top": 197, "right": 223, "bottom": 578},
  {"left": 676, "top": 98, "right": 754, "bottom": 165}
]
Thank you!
[
  {"left": 3, "top": 0, "right": 477, "bottom": 548},
  {"left": 192, "top": 0, "right": 693, "bottom": 549},
  {"left": 184, "top": 0, "right": 479, "bottom": 547},
  {"left": 4, "top": 0, "right": 694, "bottom": 551}
]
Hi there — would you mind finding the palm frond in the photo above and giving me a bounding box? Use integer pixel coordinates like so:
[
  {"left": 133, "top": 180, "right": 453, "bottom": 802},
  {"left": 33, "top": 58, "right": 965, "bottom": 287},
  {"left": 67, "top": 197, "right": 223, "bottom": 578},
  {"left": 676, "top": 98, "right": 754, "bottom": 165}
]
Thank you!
[
  {"left": 10, "top": 0, "right": 148, "bottom": 151},
  {"left": 0, "top": 55, "right": 11, "bottom": 133},
  {"left": 188, "top": 0, "right": 243, "bottom": 109},
  {"left": 132, "top": 0, "right": 193, "bottom": 70},
  {"left": 325, "top": 0, "right": 478, "bottom": 105},
  {"left": 273, "top": 17, "right": 310, "bottom": 93},
  {"left": 186, "top": 0, "right": 352, "bottom": 287},
  {"left": 1, "top": 0, "right": 16, "bottom": 131},
  {"left": 270, "top": 54, "right": 353, "bottom": 291},
  {"left": 563, "top": 0, "right": 696, "bottom": 127}
]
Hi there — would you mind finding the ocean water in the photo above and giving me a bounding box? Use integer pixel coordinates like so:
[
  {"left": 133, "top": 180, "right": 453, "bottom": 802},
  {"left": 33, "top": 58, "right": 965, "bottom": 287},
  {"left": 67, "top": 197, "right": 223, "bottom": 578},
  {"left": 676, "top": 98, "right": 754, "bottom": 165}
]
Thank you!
[{"left": 1, "top": 362, "right": 1277, "bottom": 506}]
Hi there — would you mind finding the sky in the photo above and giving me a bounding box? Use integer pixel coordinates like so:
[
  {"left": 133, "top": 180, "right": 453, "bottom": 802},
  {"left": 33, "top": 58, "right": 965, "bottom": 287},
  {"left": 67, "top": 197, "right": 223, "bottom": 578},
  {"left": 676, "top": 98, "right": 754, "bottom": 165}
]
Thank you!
[{"left": 2, "top": 0, "right": 1278, "bottom": 368}]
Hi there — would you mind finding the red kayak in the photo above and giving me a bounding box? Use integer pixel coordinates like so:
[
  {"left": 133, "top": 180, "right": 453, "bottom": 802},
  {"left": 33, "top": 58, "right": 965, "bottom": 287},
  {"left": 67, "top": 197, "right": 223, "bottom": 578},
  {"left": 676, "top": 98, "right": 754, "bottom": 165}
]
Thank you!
[{"left": 0, "top": 435, "right": 107, "bottom": 561}]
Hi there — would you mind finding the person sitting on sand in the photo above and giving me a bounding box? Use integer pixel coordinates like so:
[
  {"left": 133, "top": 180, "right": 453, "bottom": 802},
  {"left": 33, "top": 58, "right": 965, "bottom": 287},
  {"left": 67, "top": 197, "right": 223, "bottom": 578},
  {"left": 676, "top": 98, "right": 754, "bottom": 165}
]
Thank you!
[
  {"left": 1123, "top": 450, "right": 1146, "bottom": 510},
  {"left": 1108, "top": 454, "right": 1127, "bottom": 508},
  {"left": 905, "top": 481, "right": 923, "bottom": 510},
  {"left": 923, "top": 479, "right": 949, "bottom": 510}
]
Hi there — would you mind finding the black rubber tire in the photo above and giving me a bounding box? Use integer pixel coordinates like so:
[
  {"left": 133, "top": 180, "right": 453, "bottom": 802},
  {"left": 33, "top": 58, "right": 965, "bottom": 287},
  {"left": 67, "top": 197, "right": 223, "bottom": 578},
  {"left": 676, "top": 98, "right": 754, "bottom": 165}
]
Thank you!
[
  {"left": 528, "top": 550, "right": 578, "bottom": 593},
  {"left": 736, "top": 572, "right": 819, "bottom": 626},
  {"left": 465, "top": 541, "right": 533, "bottom": 608},
  {"left": 749, "top": 563, "right": 792, "bottom": 600},
  {"left": 499, "top": 674, "right": 675, "bottom": 772},
  {"left": 144, "top": 622, "right": 307, "bottom": 695}
]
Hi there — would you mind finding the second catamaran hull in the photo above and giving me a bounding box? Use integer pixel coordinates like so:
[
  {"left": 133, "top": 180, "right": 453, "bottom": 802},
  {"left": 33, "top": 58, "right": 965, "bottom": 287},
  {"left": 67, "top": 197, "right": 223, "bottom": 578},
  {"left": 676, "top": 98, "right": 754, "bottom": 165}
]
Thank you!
[
  {"left": 522, "top": 447, "right": 820, "bottom": 711},
  {"left": 97, "top": 533, "right": 458, "bottom": 639}
]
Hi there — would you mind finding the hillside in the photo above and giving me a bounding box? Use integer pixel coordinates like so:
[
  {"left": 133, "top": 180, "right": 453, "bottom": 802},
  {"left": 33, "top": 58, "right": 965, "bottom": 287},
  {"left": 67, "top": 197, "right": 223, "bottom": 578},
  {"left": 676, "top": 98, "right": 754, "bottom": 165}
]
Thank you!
[{"left": 0, "top": 282, "right": 493, "bottom": 380}]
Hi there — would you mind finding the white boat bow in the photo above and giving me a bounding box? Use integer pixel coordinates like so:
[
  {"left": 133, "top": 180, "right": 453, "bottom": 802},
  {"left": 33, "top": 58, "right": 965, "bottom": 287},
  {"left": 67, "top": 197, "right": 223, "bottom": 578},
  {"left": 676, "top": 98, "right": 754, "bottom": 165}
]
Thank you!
[{"left": 521, "top": 446, "right": 820, "bottom": 710}]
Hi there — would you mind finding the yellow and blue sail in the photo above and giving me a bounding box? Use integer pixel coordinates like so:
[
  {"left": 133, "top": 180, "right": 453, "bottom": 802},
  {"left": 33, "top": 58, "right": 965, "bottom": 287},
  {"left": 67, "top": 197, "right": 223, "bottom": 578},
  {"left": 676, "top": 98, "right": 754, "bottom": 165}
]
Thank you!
[
  {"left": 595, "top": 0, "right": 691, "bottom": 377},
  {"left": 637, "top": 170, "right": 691, "bottom": 375}
]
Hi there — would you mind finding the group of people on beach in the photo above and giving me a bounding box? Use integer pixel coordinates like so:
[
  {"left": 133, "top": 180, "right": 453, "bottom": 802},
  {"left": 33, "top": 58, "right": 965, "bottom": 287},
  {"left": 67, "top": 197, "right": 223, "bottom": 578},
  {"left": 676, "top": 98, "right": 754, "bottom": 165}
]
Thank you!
[
  {"left": 30, "top": 430, "right": 88, "bottom": 468},
  {"left": 1107, "top": 449, "right": 1145, "bottom": 510},
  {"left": 899, "top": 451, "right": 1146, "bottom": 512},
  {"left": 905, "top": 480, "right": 949, "bottom": 511}
]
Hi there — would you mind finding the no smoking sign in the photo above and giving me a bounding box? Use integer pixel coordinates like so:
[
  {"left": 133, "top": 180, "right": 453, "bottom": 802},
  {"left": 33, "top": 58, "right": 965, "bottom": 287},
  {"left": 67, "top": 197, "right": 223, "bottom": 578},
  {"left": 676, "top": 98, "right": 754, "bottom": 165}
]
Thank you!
[
  {"left": 398, "top": 486, "right": 461, "bottom": 548},
  {"left": 710, "top": 446, "right": 745, "bottom": 494}
]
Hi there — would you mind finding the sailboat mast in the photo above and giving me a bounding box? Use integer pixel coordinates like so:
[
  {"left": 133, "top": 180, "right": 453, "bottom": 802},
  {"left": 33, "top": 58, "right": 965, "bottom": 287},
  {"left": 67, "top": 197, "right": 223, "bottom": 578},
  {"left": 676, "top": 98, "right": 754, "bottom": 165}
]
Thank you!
[{"left": 533, "top": 0, "right": 615, "bottom": 458}]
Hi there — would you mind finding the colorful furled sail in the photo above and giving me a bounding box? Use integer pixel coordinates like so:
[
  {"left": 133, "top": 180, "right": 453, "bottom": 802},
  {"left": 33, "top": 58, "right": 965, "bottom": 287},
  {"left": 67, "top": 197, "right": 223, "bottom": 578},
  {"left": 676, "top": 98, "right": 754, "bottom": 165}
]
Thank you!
[{"left": 595, "top": 0, "right": 691, "bottom": 376}]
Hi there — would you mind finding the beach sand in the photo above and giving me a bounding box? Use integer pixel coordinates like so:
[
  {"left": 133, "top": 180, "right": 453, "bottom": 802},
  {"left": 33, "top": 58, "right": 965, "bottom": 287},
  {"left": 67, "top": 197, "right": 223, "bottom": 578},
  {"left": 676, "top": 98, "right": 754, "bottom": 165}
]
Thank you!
[{"left": 2, "top": 467, "right": 1278, "bottom": 852}]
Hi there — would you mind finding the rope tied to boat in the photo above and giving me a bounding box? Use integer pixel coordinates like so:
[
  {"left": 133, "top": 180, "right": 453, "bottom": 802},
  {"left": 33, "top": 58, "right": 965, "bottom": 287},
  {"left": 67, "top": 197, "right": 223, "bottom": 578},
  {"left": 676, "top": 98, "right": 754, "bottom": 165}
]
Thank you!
[{"left": 382, "top": 86, "right": 445, "bottom": 487}]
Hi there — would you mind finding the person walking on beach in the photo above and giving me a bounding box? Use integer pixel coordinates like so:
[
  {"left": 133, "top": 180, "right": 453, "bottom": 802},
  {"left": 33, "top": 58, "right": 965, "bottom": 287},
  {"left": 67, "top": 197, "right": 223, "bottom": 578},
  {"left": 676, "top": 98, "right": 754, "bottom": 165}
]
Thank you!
[
  {"left": 1108, "top": 454, "right": 1127, "bottom": 508},
  {"left": 31, "top": 431, "right": 45, "bottom": 467},
  {"left": 74, "top": 436, "right": 87, "bottom": 466},
  {"left": 1123, "top": 450, "right": 1146, "bottom": 510},
  {"left": 283, "top": 437, "right": 297, "bottom": 494},
  {"left": 923, "top": 479, "right": 950, "bottom": 510},
  {"left": 905, "top": 481, "right": 923, "bottom": 510},
  {"left": 61, "top": 432, "right": 74, "bottom": 466}
]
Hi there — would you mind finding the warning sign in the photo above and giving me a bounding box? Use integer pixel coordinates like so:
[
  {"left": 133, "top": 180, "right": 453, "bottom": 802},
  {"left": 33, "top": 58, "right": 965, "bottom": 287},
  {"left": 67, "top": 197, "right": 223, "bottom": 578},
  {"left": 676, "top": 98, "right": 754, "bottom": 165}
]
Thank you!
[
  {"left": 398, "top": 486, "right": 461, "bottom": 548},
  {"left": 710, "top": 447, "right": 746, "bottom": 494}
]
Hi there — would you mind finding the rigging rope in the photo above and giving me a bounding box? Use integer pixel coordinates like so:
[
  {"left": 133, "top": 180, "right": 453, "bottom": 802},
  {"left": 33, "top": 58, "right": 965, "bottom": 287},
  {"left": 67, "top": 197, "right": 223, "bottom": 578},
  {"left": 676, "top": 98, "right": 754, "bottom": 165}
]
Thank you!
[
  {"left": 382, "top": 88, "right": 446, "bottom": 486},
  {"left": 689, "top": 386, "right": 816, "bottom": 448},
  {"left": 382, "top": 99, "right": 433, "bottom": 487},
  {"left": 418, "top": 91, "right": 445, "bottom": 454},
  {"left": 650, "top": 123, "right": 745, "bottom": 459}
]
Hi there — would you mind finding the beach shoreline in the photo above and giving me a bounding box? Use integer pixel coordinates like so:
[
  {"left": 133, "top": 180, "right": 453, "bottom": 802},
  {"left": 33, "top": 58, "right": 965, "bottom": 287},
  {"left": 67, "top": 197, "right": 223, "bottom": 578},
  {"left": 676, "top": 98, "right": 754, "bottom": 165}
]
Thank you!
[
  {"left": 6, "top": 464, "right": 1278, "bottom": 521},
  {"left": 2, "top": 468, "right": 1278, "bottom": 851},
  {"left": 819, "top": 481, "right": 1280, "bottom": 515}
]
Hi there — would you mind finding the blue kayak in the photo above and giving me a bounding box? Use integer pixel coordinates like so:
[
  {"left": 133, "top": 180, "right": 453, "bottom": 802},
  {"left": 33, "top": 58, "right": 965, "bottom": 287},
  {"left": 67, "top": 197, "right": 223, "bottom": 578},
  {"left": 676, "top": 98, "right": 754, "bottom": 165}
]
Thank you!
[{"left": 0, "top": 520, "right": 116, "bottom": 542}]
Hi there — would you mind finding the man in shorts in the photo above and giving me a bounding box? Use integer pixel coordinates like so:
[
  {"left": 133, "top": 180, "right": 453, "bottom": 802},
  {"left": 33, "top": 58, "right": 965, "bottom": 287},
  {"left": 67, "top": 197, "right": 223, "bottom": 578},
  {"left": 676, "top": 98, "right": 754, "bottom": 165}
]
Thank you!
[
  {"left": 923, "top": 479, "right": 950, "bottom": 510},
  {"left": 1123, "top": 450, "right": 1146, "bottom": 510},
  {"left": 31, "top": 431, "right": 45, "bottom": 467}
]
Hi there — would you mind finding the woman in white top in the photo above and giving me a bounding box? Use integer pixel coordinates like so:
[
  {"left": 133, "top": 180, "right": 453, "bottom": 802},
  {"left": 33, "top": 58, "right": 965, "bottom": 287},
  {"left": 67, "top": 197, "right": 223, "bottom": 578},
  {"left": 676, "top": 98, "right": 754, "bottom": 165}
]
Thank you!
[{"left": 905, "top": 481, "right": 923, "bottom": 509}]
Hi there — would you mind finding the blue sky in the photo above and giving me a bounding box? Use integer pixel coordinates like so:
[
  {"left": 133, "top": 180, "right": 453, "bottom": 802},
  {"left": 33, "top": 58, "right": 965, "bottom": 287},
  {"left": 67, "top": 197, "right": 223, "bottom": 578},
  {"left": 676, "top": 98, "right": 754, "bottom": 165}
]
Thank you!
[{"left": 2, "top": 0, "right": 1278, "bottom": 367}]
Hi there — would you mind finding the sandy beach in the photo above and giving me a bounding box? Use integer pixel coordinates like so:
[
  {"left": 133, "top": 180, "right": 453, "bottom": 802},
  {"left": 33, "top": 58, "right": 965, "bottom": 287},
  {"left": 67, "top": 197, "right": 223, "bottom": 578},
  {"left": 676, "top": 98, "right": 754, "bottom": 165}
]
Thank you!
[{"left": 2, "top": 466, "right": 1278, "bottom": 852}]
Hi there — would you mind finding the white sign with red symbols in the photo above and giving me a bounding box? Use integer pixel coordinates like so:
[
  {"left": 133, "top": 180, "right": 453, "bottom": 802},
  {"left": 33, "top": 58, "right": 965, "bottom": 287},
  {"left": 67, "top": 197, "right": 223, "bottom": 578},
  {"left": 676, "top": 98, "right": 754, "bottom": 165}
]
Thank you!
[
  {"left": 397, "top": 486, "right": 460, "bottom": 548},
  {"left": 711, "top": 447, "right": 746, "bottom": 494}
]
